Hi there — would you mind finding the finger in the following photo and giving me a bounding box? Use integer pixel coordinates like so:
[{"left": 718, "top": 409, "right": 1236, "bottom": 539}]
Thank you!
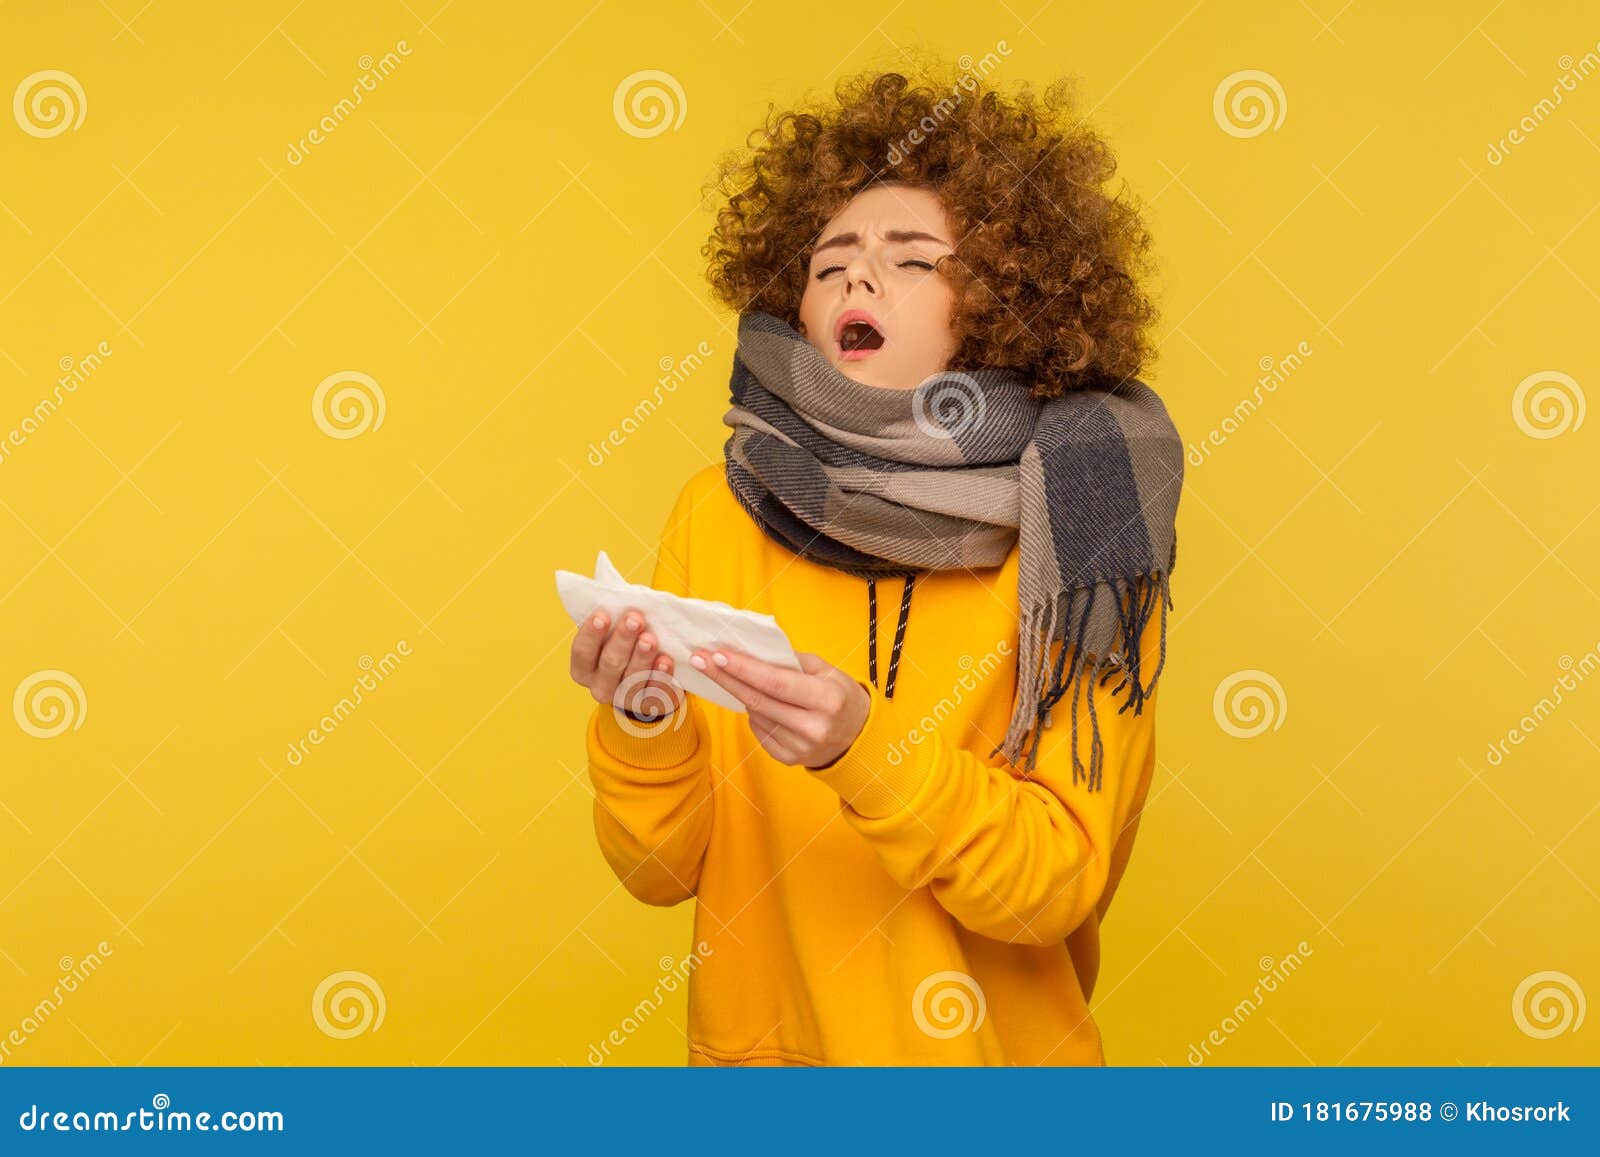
[
  {"left": 692, "top": 650, "right": 815, "bottom": 732},
  {"left": 748, "top": 712, "right": 802, "bottom": 765},
  {"left": 569, "top": 611, "right": 611, "bottom": 681},
  {"left": 592, "top": 607, "right": 647, "bottom": 699},
  {"left": 702, "top": 647, "right": 830, "bottom": 712},
  {"left": 652, "top": 654, "right": 687, "bottom": 712},
  {"left": 622, "top": 629, "right": 661, "bottom": 684},
  {"left": 613, "top": 633, "right": 667, "bottom": 715},
  {"left": 641, "top": 651, "right": 687, "bottom": 715},
  {"left": 748, "top": 707, "right": 811, "bottom": 751},
  {"left": 617, "top": 656, "right": 684, "bottom": 720}
]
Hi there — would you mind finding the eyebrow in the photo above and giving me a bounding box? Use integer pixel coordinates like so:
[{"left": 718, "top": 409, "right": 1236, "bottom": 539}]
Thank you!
[{"left": 809, "top": 229, "right": 950, "bottom": 260}]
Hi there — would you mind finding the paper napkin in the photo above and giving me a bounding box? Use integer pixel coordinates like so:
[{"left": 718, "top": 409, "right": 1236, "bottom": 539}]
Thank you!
[{"left": 555, "top": 550, "right": 802, "bottom": 713}]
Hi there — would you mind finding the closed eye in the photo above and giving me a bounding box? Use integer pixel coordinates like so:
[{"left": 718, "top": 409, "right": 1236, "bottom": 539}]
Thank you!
[{"left": 813, "top": 259, "right": 939, "bottom": 280}]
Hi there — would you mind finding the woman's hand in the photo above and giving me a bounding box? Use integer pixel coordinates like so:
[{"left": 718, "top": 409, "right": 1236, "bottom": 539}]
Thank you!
[
  {"left": 569, "top": 608, "right": 685, "bottom": 721},
  {"left": 689, "top": 647, "right": 870, "bottom": 769}
]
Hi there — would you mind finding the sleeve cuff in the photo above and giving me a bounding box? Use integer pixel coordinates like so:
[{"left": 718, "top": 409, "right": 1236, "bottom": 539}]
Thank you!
[
  {"left": 806, "top": 681, "right": 937, "bottom": 819},
  {"left": 590, "top": 697, "right": 706, "bottom": 776}
]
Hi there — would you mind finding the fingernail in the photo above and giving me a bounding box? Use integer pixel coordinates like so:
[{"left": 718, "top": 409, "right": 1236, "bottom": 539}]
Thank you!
[
  {"left": 591, "top": 614, "right": 606, "bottom": 630},
  {"left": 655, "top": 657, "right": 670, "bottom": 671},
  {"left": 690, "top": 654, "right": 707, "bottom": 670},
  {"left": 639, "top": 637, "right": 653, "bottom": 653},
  {"left": 711, "top": 652, "right": 728, "bottom": 667},
  {"left": 625, "top": 615, "right": 640, "bottom": 632}
]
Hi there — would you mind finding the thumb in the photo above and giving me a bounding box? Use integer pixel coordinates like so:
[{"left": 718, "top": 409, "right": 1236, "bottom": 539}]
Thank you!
[{"left": 796, "top": 651, "right": 834, "bottom": 676}]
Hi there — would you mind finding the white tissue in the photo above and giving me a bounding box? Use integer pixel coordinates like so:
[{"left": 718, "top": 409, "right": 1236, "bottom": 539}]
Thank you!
[{"left": 555, "top": 550, "right": 803, "bottom": 713}]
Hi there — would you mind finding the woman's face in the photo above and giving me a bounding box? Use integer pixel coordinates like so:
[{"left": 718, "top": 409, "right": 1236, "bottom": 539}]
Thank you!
[{"left": 796, "top": 182, "right": 960, "bottom": 391}]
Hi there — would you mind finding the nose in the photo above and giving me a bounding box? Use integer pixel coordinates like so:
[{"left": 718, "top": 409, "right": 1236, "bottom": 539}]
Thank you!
[{"left": 842, "top": 248, "right": 879, "bottom": 296}]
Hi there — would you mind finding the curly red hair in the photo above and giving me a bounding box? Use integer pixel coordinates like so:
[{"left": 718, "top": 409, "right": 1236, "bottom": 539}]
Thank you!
[{"left": 700, "top": 61, "right": 1160, "bottom": 397}]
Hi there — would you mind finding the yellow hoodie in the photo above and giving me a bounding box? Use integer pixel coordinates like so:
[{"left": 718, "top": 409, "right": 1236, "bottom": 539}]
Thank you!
[{"left": 584, "top": 462, "right": 1164, "bottom": 1066}]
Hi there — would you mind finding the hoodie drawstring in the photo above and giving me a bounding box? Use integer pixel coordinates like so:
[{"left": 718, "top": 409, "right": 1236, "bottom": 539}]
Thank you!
[{"left": 867, "top": 573, "right": 916, "bottom": 700}]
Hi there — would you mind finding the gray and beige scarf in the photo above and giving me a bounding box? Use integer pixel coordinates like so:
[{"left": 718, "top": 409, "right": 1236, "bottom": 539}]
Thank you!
[{"left": 721, "top": 310, "right": 1184, "bottom": 789}]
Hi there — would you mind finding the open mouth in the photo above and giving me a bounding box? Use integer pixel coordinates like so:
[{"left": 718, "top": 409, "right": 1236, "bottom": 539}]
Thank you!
[{"left": 834, "top": 311, "right": 886, "bottom": 360}]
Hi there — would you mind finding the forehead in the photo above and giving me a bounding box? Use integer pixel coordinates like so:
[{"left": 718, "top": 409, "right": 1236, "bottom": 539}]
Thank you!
[{"left": 817, "top": 183, "right": 951, "bottom": 241}]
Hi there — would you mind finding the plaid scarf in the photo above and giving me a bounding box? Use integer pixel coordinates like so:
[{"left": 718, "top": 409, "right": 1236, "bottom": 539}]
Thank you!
[{"left": 721, "top": 310, "right": 1184, "bottom": 788}]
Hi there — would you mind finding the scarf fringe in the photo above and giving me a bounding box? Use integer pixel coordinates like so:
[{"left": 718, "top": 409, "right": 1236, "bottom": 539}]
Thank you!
[{"left": 990, "top": 570, "right": 1172, "bottom": 789}]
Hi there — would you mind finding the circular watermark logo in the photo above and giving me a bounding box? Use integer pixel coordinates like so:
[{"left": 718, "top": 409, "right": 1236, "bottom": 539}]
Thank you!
[
  {"left": 612, "top": 70, "right": 686, "bottom": 139},
  {"left": 1212, "top": 669, "right": 1287, "bottom": 738},
  {"left": 13, "top": 669, "right": 87, "bottom": 738},
  {"left": 912, "top": 371, "right": 986, "bottom": 440},
  {"left": 1212, "top": 70, "right": 1287, "bottom": 138},
  {"left": 1512, "top": 970, "right": 1585, "bottom": 1039},
  {"left": 312, "top": 970, "right": 387, "bottom": 1038},
  {"left": 13, "top": 70, "right": 87, "bottom": 138},
  {"left": 611, "top": 668, "right": 687, "bottom": 738},
  {"left": 912, "top": 970, "right": 987, "bottom": 1039},
  {"left": 312, "top": 371, "right": 386, "bottom": 439},
  {"left": 1511, "top": 371, "right": 1584, "bottom": 439}
]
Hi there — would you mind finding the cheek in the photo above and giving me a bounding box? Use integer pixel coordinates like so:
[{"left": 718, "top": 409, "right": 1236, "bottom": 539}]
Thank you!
[
  {"left": 902, "top": 286, "right": 958, "bottom": 355},
  {"left": 796, "top": 285, "right": 822, "bottom": 337}
]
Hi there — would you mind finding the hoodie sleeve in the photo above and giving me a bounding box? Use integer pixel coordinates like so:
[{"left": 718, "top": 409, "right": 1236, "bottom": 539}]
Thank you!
[
  {"left": 805, "top": 613, "right": 1163, "bottom": 945},
  {"left": 584, "top": 479, "right": 716, "bottom": 908}
]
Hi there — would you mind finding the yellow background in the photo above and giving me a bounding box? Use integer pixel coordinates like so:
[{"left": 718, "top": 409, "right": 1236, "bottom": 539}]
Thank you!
[{"left": 1, "top": 0, "right": 1595, "bottom": 1066}]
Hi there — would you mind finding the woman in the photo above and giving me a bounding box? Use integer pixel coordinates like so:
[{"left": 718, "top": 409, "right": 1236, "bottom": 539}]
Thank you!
[{"left": 568, "top": 65, "right": 1183, "bottom": 1065}]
